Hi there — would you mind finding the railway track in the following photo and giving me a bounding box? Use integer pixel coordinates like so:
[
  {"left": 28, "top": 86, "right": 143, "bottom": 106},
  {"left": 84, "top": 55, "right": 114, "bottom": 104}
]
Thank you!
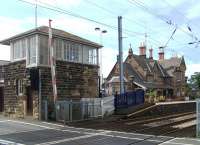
[
  {"left": 124, "top": 115, "right": 196, "bottom": 139},
  {"left": 70, "top": 111, "right": 196, "bottom": 138}
]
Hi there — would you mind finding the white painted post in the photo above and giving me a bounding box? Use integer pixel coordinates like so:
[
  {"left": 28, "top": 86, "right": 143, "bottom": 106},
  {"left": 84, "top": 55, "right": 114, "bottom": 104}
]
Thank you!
[{"left": 48, "top": 19, "right": 58, "bottom": 103}]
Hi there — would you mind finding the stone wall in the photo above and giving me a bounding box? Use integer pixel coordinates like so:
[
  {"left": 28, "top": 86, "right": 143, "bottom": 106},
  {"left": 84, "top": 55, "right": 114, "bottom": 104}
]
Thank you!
[
  {"left": 39, "top": 60, "right": 98, "bottom": 101},
  {"left": 4, "top": 60, "right": 27, "bottom": 118},
  {"left": 3, "top": 60, "right": 98, "bottom": 118}
]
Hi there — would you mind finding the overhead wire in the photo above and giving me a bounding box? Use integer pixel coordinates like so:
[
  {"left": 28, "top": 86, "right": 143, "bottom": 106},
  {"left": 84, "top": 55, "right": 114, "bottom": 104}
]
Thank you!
[
  {"left": 128, "top": 0, "right": 198, "bottom": 40},
  {"left": 18, "top": 0, "right": 192, "bottom": 57},
  {"left": 82, "top": 0, "right": 165, "bottom": 47},
  {"left": 127, "top": 0, "right": 199, "bottom": 55},
  {"left": 18, "top": 0, "right": 167, "bottom": 51}
]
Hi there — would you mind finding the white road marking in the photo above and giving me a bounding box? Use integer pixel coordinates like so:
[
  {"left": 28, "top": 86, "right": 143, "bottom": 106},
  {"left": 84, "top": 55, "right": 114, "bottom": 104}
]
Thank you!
[
  {"left": 0, "top": 120, "right": 7, "bottom": 123},
  {"left": 7, "top": 120, "right": 58, "bottom": 130},
  {"left": 35, "top": 133, "right": 99, "bottom": 145},
  {"left": 158, "top": 137, "right": 196, "bottom": 145},
  {"left": 0, "top": 139, "right": 25, "bottom": 145},
  {"left": 41, "top": 121, "right": 64, "bottom": 127},
  {"left": 1, "top": 119, "right": 173, "bottom": 144}
]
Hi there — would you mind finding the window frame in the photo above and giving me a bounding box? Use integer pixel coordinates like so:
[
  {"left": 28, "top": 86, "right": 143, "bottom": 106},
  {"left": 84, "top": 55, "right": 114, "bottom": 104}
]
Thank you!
[{"left": 16, "top": 79, "right": 23, "bottom": 96}]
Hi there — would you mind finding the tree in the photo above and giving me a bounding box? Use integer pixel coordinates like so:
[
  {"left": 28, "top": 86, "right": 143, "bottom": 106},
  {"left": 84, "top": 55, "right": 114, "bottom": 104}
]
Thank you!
[
  {"left": 188, "top": 72, "right": 200, "bottom": 99},
  {"left": 189, "top": 72, "right": 200, "bottom": 90},
  {"left": 146, "top": 89, "right": 157, "bottom": 103}
]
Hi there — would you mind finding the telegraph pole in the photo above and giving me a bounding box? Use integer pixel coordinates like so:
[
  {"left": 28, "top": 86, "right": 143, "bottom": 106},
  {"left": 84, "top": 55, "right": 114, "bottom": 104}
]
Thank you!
[{"left": 118, "top": 16, "right": 124, "bottom": 94}]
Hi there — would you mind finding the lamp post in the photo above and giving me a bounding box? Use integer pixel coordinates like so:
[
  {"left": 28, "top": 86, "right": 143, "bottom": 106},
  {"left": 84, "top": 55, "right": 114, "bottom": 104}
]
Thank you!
[{"left": 95, "top": 27, "right": 107, "bottom": 97}]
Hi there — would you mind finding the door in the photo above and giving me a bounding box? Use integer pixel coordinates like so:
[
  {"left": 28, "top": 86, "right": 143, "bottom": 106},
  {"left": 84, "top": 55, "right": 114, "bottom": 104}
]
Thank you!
[
  {"left": 26, "top": 87, "right": 33, "bottom": 115},
  {"left": 0, "top": 87, "right": 4, "bottom": 112}
]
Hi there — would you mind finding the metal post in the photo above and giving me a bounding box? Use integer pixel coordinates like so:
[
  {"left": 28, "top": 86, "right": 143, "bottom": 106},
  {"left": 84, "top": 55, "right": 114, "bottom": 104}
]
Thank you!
[
  {"left": 35, "top": 0, "right": 38, "bottom": 28},
  {"left": 38, "top": 69, "right": 42, "bottom": 120},
  {"left": 70, "top": 99, "right": 73, "bottom": 122},
  {"left": 63, "top": 101, "right": 66, "bottom": 125},
  {"left": 97, "top": 48, "right": 100, "bottom": 97},
  {"left": 118, "top": 16, "right": 124, "bottom": 94},
  {"left": 44, "top": 100, "right": 48, "bottom": 121}
]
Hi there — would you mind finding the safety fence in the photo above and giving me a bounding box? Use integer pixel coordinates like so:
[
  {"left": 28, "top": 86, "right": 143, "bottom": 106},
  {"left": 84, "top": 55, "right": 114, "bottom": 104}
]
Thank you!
[
  {"left": 114, "top": 89, "right": 145, "bottom": 109},
  {"left": 42, "top": 96, "right": 115, "bottom": 123}
]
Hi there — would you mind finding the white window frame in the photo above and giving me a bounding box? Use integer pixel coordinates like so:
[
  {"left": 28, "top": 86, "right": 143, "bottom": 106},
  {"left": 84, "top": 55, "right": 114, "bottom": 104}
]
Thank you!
[
  {"left": 16, "top": 79, "right": 23, "bottom": 96},
  {"left": 12, "top": 39, "right": 26, "bottom": 62},
  {"left": 26, "top": 35, "right": 38, "bottom": 68}
]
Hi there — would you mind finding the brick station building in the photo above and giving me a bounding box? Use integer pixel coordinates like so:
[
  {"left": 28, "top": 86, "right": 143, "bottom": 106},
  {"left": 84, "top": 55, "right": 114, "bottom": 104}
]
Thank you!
[
  {"left": 0, "top": 26, "right": 101, "bottom": 119},
  {"left": 105, "top": 43, "right": 187, "bottom": 101}
]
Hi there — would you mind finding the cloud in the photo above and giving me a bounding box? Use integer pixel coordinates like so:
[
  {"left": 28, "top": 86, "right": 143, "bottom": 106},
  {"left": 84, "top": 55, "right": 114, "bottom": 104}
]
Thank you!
[
  {"left": 102, "top": 47, "right": 118, "bottom": 78},
  {"left": 0, "top": 45, "right": 10, "bottom": 61},
  {"left": 26, "top": 0, "right": 81, "bottom": 8},
  {"left": 0, "top": 16, "right": 25, "bottom": 40},
  {"left": 186, "top": 3, "right": 200, "bottom": 19},
  {"left": 186, "top": 63, "right": 200, "bottom": 77},
  {"left": 164, "top": 0, "right": 186, "bottom": 7},
  {"left": 0, "top": 16, "right": 26, "bottom": 61}
]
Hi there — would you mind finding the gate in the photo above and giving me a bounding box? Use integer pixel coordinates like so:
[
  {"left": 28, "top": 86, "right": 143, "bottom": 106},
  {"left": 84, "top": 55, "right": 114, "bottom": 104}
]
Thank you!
[
  {"left": 114, "top": 89, "right": 144, "bottom": 109},
  {"left": 42, "top": 99, "right": 103, "bottom": 123}
]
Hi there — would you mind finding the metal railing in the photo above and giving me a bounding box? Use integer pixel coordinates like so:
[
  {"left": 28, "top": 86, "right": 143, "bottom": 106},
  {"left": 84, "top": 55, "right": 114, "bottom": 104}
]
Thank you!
[{"left": 42, "top": 99, "right": 103, "bottom": 123}]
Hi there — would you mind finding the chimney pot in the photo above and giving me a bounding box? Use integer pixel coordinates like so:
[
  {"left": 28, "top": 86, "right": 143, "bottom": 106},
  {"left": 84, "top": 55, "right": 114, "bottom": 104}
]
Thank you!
[
  {"left": 158, "top": 47, "right": 164, "bottom": 61},
  {"left": 149, "top": 48, "right": 153, "bottom": 60},
  {"left": 139, "top": 42, "right": 146, "bottom": 57}
]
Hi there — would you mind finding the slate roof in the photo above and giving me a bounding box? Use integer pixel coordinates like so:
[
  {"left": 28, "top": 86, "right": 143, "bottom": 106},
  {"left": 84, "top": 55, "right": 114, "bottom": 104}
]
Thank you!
[
  {"left": 159, "top": 57, "right": 183, "bottom": 77},
  {"left": 124, "top": 62, "right": 171, "bottom": 89},
  {"left": 108, "top": 76, "right": 128, "bottom": 83},
  {"left": 0, "top": 26, "right": 102, "bottom": 48},
  {"left": 107, "top": 52, "right": 183, "bottom": 90},
  {"left": 159, "top": 57, "right": 182, "bottom": 69}
]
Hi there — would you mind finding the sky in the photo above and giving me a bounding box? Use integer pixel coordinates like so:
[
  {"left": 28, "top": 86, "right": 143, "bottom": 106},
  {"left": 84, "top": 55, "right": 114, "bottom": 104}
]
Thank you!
[{"left": 0, "top": 0, "right": 200, "bottom": 78}]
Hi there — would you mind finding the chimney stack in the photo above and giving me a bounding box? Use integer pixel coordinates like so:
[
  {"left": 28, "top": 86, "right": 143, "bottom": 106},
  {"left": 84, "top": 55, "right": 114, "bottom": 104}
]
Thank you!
[
  {"left": 139, "top": 42, "right": 146, "bottom": 57},
  {"left": 149, "top": 48, "right": 153, "bottom": 60},
  {"left": 158, "top": 46, "right": 164, "bottom": 61}
]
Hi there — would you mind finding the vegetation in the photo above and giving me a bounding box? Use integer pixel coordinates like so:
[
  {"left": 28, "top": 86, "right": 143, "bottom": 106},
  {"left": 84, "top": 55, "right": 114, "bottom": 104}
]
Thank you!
[{"left": 187, "top": 72, "right": 200, "bottom": 100}]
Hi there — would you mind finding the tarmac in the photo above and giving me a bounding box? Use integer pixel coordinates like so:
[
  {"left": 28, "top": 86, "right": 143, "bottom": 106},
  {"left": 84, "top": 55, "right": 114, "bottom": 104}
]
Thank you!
[{"left": 0, "top": 116, "right": 200, "bottom": 145}]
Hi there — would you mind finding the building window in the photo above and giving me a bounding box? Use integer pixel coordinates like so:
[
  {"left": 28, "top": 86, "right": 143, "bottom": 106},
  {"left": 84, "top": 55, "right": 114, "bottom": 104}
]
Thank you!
[
  {"left": 39, "top": 35, "right": 49, "bottom": 65},
  {"left": 63, "top": 41, "right": 80, "bottom": 62},
  {"left": 13, "top": 38, "right": 26, "bottom": 60},
  {"left": 89, "top": 48, "right": 97, "bottom": 65},
  {"left": 54, "top": 38, "right": 63, "bottom": 60},
  {"left": 27, "top": 35, "right": 37, "bottom": 66},
  {"left": 16, "top": 79, "right": 23, "bottom": 96}
]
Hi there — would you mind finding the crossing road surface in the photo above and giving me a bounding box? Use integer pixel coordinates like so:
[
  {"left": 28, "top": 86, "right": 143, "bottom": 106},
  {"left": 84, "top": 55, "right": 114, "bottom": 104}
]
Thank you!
[{"left": 0, "top": 117, "right": 200, "bottom": 145}]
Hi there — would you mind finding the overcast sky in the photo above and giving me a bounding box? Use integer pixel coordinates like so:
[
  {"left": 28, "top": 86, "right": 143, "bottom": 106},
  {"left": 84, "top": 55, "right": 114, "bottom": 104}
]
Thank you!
[{"left": 0, "top": 0, "right": 200, "bottom": 78}]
